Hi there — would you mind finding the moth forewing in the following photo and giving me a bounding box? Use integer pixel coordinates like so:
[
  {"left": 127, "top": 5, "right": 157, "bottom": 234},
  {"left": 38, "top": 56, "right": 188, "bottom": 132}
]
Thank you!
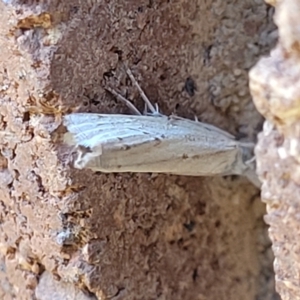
[{"left": 63, "top": 113, "right": 250, "bottom": 177}]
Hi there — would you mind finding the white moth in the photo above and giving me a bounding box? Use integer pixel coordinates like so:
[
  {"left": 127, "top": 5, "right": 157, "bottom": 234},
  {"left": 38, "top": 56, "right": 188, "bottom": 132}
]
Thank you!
[{"left": 63, "top": 67, "right": 260, "bottom": 188}]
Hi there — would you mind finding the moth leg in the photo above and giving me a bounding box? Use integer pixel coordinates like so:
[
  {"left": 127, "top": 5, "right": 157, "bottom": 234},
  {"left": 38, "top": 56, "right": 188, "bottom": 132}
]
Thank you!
[
  {"left": 143, "top": 102, "right": 148, "bottom": 115},
  {"left": 105, "top": 86, "right": 142, "bottom": 115},
  {"left": 150, "top": 103, "right": 162, "bottom": 117},
  {"left": 143, "top": 102, "right": 161, "bottom": 117},
  {"left": 125, "top": 67, "right": 157, "bottom": 114},
  {"left": 244, "top": 155, "right": 256, "bottom": 166}
]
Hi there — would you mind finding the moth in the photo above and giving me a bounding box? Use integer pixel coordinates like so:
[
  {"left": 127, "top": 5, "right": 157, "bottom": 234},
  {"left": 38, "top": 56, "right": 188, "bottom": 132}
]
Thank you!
[{"left": 63, "top": 67, "right": 260, "bottom": 188}]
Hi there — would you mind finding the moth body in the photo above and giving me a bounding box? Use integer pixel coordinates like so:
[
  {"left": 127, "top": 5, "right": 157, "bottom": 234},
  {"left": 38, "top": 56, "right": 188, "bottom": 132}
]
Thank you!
[{"left": 63, "top": 113, "right": 259, "bottom": 186}]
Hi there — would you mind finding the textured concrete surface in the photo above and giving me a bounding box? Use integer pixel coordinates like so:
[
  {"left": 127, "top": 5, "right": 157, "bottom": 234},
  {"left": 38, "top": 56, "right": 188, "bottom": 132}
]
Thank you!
[
  {"left": 0, "top": 0, "right": 278, "bottom": 299},
  {"left": 250, "top": 0, "right": 300, "bottom": 299}
]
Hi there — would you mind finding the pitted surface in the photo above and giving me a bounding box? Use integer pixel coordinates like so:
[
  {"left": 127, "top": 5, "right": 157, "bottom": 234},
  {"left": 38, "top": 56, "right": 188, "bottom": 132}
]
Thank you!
[{"left": 0, "top": 0, "right": 277, "bottom": 299}]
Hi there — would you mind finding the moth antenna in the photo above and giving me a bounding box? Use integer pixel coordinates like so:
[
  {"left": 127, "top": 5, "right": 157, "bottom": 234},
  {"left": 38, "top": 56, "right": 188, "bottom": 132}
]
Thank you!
[
  {"left": 105, "top": 87, "right": 142, "bottom": 116},
  {"left": 194, "top": 115, "right": 199, "bottom": 122},
  {"left": 124, "top": 65, "right": 157, "bottom": 114}
]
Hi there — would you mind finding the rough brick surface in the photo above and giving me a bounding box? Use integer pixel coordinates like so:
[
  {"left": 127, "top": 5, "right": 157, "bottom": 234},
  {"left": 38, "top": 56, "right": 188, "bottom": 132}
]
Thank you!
[
  {"left": 250, "top": 0, "right": 300, "bottom": 299},
  {"left": 0, "top": 0, "right": 278, "bottom": 299}
]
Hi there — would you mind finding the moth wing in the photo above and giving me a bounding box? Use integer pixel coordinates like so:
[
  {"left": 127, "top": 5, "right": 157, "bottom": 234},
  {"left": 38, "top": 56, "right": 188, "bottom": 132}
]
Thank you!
[
  {"left": 64, "top": 114, "right": 240, "bottom": 176},
  {"left": 64, "top": 113, "right": 255, "bottom": 178},
  {"left": 64, "top": 113, "right": 164, "bottom": 149}
]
